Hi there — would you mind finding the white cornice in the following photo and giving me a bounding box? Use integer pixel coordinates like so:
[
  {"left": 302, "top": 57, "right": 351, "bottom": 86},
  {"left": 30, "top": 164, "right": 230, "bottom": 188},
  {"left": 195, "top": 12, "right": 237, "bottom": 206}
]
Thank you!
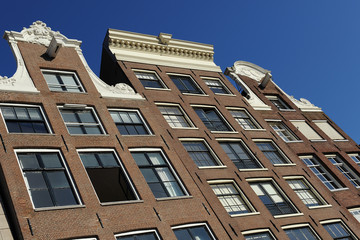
[{"left": 106, "top": 29, "right": 221, "bottom": 72}]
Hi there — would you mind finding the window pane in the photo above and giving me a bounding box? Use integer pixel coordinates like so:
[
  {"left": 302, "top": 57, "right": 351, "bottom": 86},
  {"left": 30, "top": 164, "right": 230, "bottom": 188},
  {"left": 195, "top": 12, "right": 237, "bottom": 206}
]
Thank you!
[
  {"left": 284, "top": 227, "right": 318, "bottom": 240},
  {"left": 43, "top": 71, "right": 84, "bottom": 93},
  {"left": 60, "top": 108, "right": 104, "bottom": 135},
  {"left": 111, "top": 110, "right": 150, "bottom": 135},
  {"left": 174, "top": 225, "right": 214, "bottom": 240}
]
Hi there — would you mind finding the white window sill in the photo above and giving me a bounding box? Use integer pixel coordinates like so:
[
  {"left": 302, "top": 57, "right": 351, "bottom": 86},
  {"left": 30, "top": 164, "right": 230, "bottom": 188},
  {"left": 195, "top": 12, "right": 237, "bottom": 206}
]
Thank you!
[
  {"left": 239, "top": 168, "right": 268, "bottom": 172},
  {"left": 273, "top": 163, "right": 296, "bottom": 167},
  {"left": 171, "top": 127, "right": 198, "bottom": 130},
  {"left": 120, "top": 134, "right": 155, "bottom": 137},
  {"left": 333, "top": 139, "right": 348, "bottom": 142},
  {"left": 310, "top": 139, "right": 326, "bottom": 142},
  {"left": 144, "top": 87, "right": 170, "bottom": 91},
  {"left": 273, "top": 212, "right": 303, "bottom": 219},
  {"left": 182, "top": 93, "right": 208, "bottom": 97},
  {"left": 330, "top": 187, "right": 349, "bottom": 192},
  {"left": 69, "top": 134, "right": 109, "bottom": 136},
  {"left": 210, "top": 131, "right": 238, "bottom": 134},
  {"left": 156, "top": 195, "right": 193, "bottom": 201},
  {"left": 51, "top": 91, "right": 88, "bottom": 94},
  {"left": 34, "top": 204, "right": 85, "bottom": 212},
  {"left": 8, "top": 133, "right": 55, "bottom": 136},
  {"left": 198, "top": 165, "right": 227, "bottom": 169},
  {"left": 308, "top": 204, "right": 332, "bottom": 210},
  {"left": 243, "top": 128, "right": 266, "bottom": 131},
  {"left": 284, "top": 140, "right": 303, "bottom": 143},
  {"left": 279, "top": 109, "right": 296, "bottom": 112},
  {"left": 214, "top": 93, "right": 236, "bottom": 97},
  {"left": 230, "top": 212, "right": 260, "bottom": 218},
  {"left": 100, "top": 200, "right": 144, "bottom": 206}
]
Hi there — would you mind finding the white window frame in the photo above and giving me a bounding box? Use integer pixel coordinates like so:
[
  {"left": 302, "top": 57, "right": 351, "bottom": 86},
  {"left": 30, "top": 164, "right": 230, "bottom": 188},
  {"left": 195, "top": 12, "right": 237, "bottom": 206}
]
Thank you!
[
  {"left": 313, "top": 120, "right": 346, "bottom": 141},
  {"left": 129, "top": 148, "right": 189, "bottom": 200},
  {"left": 282, "top": 223, "right": 321, "bottom": 240},
  {"left": 247, "top": 178, "right": 303, "bottom": 218},
  {"left": 348, "top": 153, "right": 360, "bottom": 165},
  {"left": 325, "top": 154, "right": 360, "bottom": 188},
  {"left": 265, "top": 95, "right": 294, "bottom": 111},
  {"left": 227, "top": 107, "right": 264, "bottom": 131},
  {"left": 266, "top": 120, "right": 301, "bottom": 143},
  {"left": 349, "top": 207, "right": 360, "bottom": 223},
  {"left": 76, "top": 148, "right": 141, "bottom": 205},
  {"left": 242, "top": 229, "right": 277, "bottom": 240},
  {"left": 41, "top": 69, "right": 86, "bottom": 93},
  {"left": 253, "top": 139, "right": 295, "bottom": 166},
  {"left": 133, "top": 69, "right": 168, "bottom": 90},
  {"left": 320, "top": 219, "right": 358, "bottom": 240},
  {"left": 217, "top": 138, "right": 266, "bottom": 171},
  {"left": 58, "top": 105, "right": 106, "bottom": 135},
  {"left": 191, "top": 104, "right": 236, "bottom": 133},
  {"left": 172, "top": 222, "right": 217, "bottom": 240},
  {"left": 290, "top": 120, "right": 324, "bottom": 141},
  {"left": 283, "top": 176, "right": 331, "bottom": 209},
  {"left": 0, "top": 103, "right": 53, "bottom": 134},
  {"left": 180, "top": 138, "right": 225, "bottom": 169},
  {"left": 208, "top": 179, "right": 259, "bottom": 217},
  {"left": 168, "top": 73, "right": 206, "bottom": 96},
  {"left": 155, "top": 103, "right": 196, "bottom": 129},
  {"left": 201, "top": 76, "right": 233, "bottom": 95},
  {"left": 109, "top": 108, "right": 153, "bottom": 136},
  {"left": 14, "top": 148, "right": 83, "bottom": 210},
  {"left": 115, "top": 229, "right": 161, "bottom": 240}
]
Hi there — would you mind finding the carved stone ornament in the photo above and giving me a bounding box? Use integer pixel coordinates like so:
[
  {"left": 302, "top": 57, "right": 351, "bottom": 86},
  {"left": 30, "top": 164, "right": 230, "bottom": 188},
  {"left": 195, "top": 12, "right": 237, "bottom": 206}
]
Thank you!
[
  {"left": 233, "top": 61, "right": 269, "bottom": 82},
  {"left": 287, "top": 95, "right": 322, "bottom": 112}
]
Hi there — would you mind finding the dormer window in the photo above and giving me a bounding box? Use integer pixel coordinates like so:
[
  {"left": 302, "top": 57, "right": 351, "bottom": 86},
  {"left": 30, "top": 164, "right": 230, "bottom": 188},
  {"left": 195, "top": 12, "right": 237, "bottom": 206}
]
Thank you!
[{"left": 266, "top": 95, "right": 292, "bottom": 110}]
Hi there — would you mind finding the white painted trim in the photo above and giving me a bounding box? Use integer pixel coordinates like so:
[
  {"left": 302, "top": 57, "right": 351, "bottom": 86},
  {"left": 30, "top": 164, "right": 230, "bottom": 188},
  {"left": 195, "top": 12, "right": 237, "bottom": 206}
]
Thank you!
[
  {"left": 171, "top": 222, "right": 217, "bottom": 240},
  {"left": 201, "top": 76, "right": 233, "bottom": 95},
  {"left": 242, "top": 229, "right": 277, "bottom": 239},
  {"left": 132, "top": 69, "right": 168, "bottom": 89},
  {"left": 114, "top": 229, "right": 161, "bottom": 239},
  {"left": 155, "top": 103, "right": 196, "bottom": 129},
  {"left": 41, "top": 69, "right": 86, "bottom": 93}
]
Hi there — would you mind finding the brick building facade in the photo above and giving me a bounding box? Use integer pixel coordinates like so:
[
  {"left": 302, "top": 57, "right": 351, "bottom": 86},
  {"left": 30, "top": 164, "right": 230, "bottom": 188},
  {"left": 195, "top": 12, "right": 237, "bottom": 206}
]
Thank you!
[{"left": 0, "top": 21, "right": 359, "bottom": 239}]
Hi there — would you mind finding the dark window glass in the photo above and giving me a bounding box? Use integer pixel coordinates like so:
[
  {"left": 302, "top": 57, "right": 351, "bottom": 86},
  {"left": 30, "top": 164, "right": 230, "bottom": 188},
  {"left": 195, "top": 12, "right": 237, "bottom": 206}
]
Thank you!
[
  {"left": 131, "top": 151, "right": 185, "bottom": 198},
  {"left": 43, "top": 71, "right": 84, "bottom": 92},
  {"left": 256, "top": 142, "right": 289, "bottom": 165},
  {"left": 18, "top": 152, "right": 79, "bottom": 208},
  {"left": 110, "top": 110, "right": 151, "bottom": 135},
  {"left": 323, "top": 222, "right": 355, "bottom": 240},
  {"left": 204, "top": 79, "right": 230, "bottom": 94},
  {"left": 284, "top": 227, "right": 318, "bottom": 240},
  {"left": 287, "top": 179, "right": 324, "bottom": 207},
  {"left": 229, "top": 110, "right": 259, "bottom": 130},
  {"left": 182, "top": 141, "right": 219, "bottom": 167},
  {"left": 60, "top": 108, "right": 104, "bottom": 135},
  {"left": 170, "top": 75, "right": 202, "bottom": 94},
  {"left": 116, "top": 232, "right": 159, "bottom": 240},
  {"left": 158, "top": 105, "right": 191, "bottom": 128},
  {"left": 194, "top": 107, "right": 231, "bottom": 132},
  {"left": 220, "top": 142, "right": 262, "bottom": 169},
  {"left": 1, "top": 106, "right": 49, "bottom": 133},
  {"left": 174, "top": 225, "right": 214, "bottom": 240},
  {"left": 79, "top": 152, "right": 137, "bottom": 203},
  {"left": 134, "top": 71, "right": 164, "bottom": 89}
]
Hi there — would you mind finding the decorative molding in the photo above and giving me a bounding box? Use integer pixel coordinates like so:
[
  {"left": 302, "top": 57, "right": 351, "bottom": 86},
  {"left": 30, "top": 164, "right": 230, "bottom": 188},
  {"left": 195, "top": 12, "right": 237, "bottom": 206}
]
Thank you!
[
  {"left": 233, "top": 61, "right": 269, "bottom": 82},
  {"left": 107, "top": 29, "right": 221, "bottom": 72},
  {"left": 286, "top": 95, "right": 322, "bottom": 112}
]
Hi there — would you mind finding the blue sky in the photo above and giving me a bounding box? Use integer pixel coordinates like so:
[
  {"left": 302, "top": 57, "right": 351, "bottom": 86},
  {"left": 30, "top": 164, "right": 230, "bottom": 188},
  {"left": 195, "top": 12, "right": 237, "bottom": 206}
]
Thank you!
[{"left": 0, "top": 1, "right": 359, "bottom": 143}]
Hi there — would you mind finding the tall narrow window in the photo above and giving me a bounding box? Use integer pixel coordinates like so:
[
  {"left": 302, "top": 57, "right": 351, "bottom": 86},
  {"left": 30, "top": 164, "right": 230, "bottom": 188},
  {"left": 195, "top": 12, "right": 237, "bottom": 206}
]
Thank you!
[
  {"left": 182, "top": 141, "right": 221, "bottom": 167},
  {"left": 326, "top": 155, "right": 360, "bottom": 188},
  {"left": 169, "top": 75, "right": 202, "bottom": 94},
  {"left": 60, "top": 107, "right": 105, "bottom": 135},
  {"left": 17, "top": 151, "right": 80, "bottom": 209},
  {"left": 131, "top": 150, "right": 187, "bottom": 198},
  {"left": 194, "top": 107, "right": 232, "bottom": 132},
  {"left": 250, "top": 181, "right": 297, "bottom": 216},
  {"left": 134, "top": 70, "right": 166, "bottom": 89},
  {"left": 78, "top": 151, "right": 138, "bottom": 203},
  {"left": 210, "top": 182, "right": 255, "bottom": 216},
  {"left": 265, "top": 95, "right": 291, "bottom": 110},
  {"left": 203, "top": 78, "right": 231, "bottom": 94},
  {"left": 267, "top": 121, "right": 298, "bottom": 142},
  {"left": 116, "top": 230, "right": 161, "bottom": 240},
  {"left": 173, "top": 224, "right": 216, "bottom": 240},
  {"left": 220, "top": 142, "right": 262, "bottom": 169},
  {"left": 322, "top": 221, "right": 356, "bottom": 240},
  {"left": 0, "top": 105, "right": 51, "bottom": 133},
  {"left": 301, "top": 156, "right": 344, "bottom": 191},
  {"left": 286, "top": 178, "right": 327, "bottom": 208},
  {"left": 284, "top": 226, "right": 319, "bottom": 240},
  {"left": 42, "top": 70, "right": 85, "bottom": 92},
  {"left": 255, "top": 141, "right": 291, "bottom": 165},
  {"left": 110, "top": 109, "right": 151, "bottom": 135},
  {"left": 157, "top": 105, "right": 193, "bottom": 128},
  {"left": 229, "top": 109, "right": 260, "bottom": 130}
]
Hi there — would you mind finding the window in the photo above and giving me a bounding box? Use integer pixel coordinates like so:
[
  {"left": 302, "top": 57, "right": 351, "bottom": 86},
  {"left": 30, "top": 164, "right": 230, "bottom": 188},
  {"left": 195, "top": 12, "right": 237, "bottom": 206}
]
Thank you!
[
  {"left": 0, "top": 104, "right": 51, "bottom": 133},
  {"left": 313, "top": 121, "right": 345, "bottom": 140},
  {"left": 110, "top": 109, "right": 151, "bottom": 135},
  {"left": 193, "top": 107, "right": 232, "bottom": 132},
  {"left": 326, "top": 155, "right": 360, "bottom": 188},
  {"left": 290, "top": 120, "right": 323, "bottom": 141},
  {"left": 283, "top": 226, "right": 319, "bottom": 240},
  {"left": 348, "top": 154, "right": 360, "bottom": 165},
  {"left": 220, "top": 141, "right": 263, "bottom": 169},
  {"left": 243, "top": 230, "right": 276, "bottom": 240},
  {"left": 255, "top": 141, "right": 291, "bottom": 165},
  {"left": 16, "top": 150, "right": 81, "bottom": 209},
  {"left": 131, "top": 150, "right": 187, "bottom": 198},
  {"left": 169, "top": 75, "right": 203, "bottom": 94},
  {"left": 267, "top": 121, "right": 299, "bottom": 142},
  {"left": 349, "top": 208, "right": 360, "bottom": 223},
  {"left": 301, "top": 155, "right": 344, "bottom": 191},
  {"left": 173, "top": 223, "right": 216, "bottom": 240},
  {"left": 250, "top": 180, "right": 298, "bottom": 216},
  {"left": 181, "top": 140, "right": 221, "bottom": 167},
  {"left": 134, "top": 70, "right": 166, "bottom": 89},
  {"left": 209, "top": 181, "right": 255, "bottom": 216},
  {"left": 42, "top": 70, "right": 85, "bottom": 92},
  {"left": 322, "top": 221, "right": 357, "bottom": 240},
  {"left": 78, "top": 150, "right": 138, "bottom": 203},
  {"left": 265, "top": 95, "right": 291, "bottom": 110},
  {"left": 157, "top": 104, "right": 193, "bottom": 128},
  {"left": 285, "top": 177, "right": 327, "bottom": 208},
  {"left": 59, "top": 107, "right": 105, "bottom": 135},
  {"left": 115, "top": 230, "right": 161, "bottom": 240},
  {"left": 229, "top": 109, "right": 261, "bottom": 130},
  {"left": 203, "top": 78, "right": 231, "bottom": 94}
]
